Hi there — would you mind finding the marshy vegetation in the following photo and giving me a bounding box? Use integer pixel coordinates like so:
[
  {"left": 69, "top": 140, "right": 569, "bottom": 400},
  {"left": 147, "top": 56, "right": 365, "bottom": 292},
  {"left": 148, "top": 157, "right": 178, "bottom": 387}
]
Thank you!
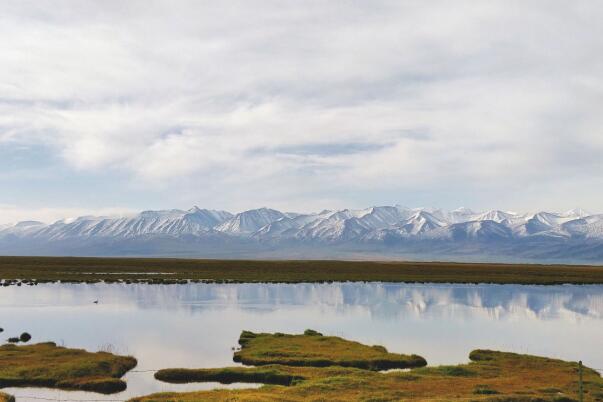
[
  {"left": 0, "top": 392, "right": 14, "bottom": 402},
  {"left": 233, "top": 330, "right": 427, "bottom": 370},
  {"left": 1, "top": 256, "right": 603, "bottom": 285},
  {"left": 155, "top": 366, "right": 304, "bottom": 386},
  {"left": 139, "top": 331, "right": 603, "bottom": 402},
  {"left": 0, "top": 328, "right": 601, "bottom": 400},
  {"left": 2, "top": 261, "right": 603, "bottom": 401},
  {"left": 0, "top": 342, "right": 137, "bottom": 394}
]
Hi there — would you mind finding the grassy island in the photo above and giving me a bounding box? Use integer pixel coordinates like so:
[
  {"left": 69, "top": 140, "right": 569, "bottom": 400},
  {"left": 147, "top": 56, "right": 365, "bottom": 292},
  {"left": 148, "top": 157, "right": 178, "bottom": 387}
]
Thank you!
[
  {"left": 156, "top": 330, "right": 426, "bottom": 385},
  {"left": 135, "top": 331, "right": 603, "bottom": 402},
  {"left": 1, "top": 256, "right": 603, "bottom": 284},
  {"left": 0, "top": 342, "right": 137, "bottom": 394},
  {"left": 0, "top": 392, "right": 14, "bottom": 402},
  {"left": 232, "top": 330, "right": 427, "bottom": 370}
]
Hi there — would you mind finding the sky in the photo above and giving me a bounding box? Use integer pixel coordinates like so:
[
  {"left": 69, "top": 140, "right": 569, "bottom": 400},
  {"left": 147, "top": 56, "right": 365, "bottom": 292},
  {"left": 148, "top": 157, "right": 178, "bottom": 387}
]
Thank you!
[{"left": 1, "top": 1, "right": 602, "bottom": 223}]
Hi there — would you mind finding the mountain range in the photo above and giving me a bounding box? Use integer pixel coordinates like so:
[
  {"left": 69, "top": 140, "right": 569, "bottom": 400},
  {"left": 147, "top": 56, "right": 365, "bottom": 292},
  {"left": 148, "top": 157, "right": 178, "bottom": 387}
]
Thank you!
[{"left": 1, "top": 206, "right": 602, "bottom": 263}]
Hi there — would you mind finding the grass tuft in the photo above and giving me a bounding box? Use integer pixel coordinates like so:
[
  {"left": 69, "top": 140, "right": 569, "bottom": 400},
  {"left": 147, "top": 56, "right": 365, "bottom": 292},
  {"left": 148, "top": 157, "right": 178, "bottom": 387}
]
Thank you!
[{"left": 474, "top": 384, "right": 500, "bottom": 394}]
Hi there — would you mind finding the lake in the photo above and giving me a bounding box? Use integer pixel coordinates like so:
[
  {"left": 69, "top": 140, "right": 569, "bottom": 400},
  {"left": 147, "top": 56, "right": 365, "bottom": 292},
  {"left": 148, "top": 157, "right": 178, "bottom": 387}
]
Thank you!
[{"left": 1, "top": 282, "right": 602, "bottom": 401}]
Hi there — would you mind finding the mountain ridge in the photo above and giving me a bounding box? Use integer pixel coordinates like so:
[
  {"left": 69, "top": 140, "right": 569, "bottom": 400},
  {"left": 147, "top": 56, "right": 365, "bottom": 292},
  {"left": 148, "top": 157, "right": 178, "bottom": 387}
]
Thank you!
[{"left": 1, "top": 205, "right": 602, "bottom": 263}]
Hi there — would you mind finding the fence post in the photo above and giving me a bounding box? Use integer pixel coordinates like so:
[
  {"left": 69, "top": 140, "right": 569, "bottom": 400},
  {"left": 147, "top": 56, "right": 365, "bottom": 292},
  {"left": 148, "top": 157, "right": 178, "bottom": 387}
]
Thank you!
[{"left": 579, "top": 360, "right": 584, "bottom": 402}]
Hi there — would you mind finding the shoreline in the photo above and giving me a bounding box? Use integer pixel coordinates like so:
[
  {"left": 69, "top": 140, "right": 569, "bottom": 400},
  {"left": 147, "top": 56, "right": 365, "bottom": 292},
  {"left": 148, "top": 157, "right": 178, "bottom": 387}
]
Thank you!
[{"left": 1, "top": 256, "right": 602, "bottom": 285}]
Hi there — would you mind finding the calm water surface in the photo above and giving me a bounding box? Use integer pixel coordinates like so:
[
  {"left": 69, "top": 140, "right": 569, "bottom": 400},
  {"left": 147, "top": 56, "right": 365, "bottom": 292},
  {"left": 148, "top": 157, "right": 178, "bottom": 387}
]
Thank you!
[{"left": 1, "top": 282, "right": 602, "bottom": 401}]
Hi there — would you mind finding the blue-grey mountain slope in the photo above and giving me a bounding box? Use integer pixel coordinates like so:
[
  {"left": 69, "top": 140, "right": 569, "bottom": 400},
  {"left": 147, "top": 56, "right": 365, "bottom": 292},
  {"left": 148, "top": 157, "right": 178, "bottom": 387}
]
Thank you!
[{"left": 1, "top": 206, "right": 601, "bottom": 263}]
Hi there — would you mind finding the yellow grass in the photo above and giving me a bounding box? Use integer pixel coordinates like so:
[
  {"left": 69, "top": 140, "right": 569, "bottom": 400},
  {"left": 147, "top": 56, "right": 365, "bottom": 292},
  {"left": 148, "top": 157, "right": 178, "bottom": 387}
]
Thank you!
[
  {"left": 230, "top": 330, "right": 426, "bottom": 370},
  {"left": 135, "top": 332, "right": 603, "bottom": 401},
  {"left": 0, "top": 392, "right": 14, "bottom": 402},
  {"left": 0, "top": 342, "right": 137, "bottom": 394}
]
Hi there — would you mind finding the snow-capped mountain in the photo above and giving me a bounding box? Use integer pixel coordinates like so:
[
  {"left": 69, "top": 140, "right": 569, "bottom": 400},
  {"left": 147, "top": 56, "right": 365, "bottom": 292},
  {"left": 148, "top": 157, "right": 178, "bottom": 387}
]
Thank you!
[
  {"left": 216, "top": 208, "right": 286, "bottom": 234},
  {"left": 1, "top": 205, "right": 602, "bottom": 263},
  {"left": 0, "top": 208, "right": 232, "bottom": 240}
]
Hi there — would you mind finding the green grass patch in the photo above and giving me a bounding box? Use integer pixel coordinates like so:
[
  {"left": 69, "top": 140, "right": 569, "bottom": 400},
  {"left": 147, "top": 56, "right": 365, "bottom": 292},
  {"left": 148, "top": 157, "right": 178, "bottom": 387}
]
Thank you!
[
  {"left": 0, "top": 342, "right": 137, "bottom": 394},
  {"left": 415, "top": 365, "right": 477, "bottom": 377},
  {"left": 233, "top": 330, "right": 427, "bottom": 370}
]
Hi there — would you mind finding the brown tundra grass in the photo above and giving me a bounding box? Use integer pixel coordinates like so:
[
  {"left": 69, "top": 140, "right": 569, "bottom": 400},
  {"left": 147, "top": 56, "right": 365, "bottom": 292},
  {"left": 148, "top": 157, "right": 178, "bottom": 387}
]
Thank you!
[
  {"left": 0, "top": 342, "right": 137, "bottom": 394},
  {"left": 136, "top": 331, "right": 603, "bottom": 402}
]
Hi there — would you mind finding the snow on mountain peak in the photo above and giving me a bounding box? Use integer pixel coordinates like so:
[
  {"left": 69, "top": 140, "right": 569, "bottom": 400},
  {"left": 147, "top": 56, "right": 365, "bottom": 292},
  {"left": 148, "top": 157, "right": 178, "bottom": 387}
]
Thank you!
[
  {"left": 216, "top": 208, "right": 286, "bottom": 234},
  {"left": 563, "top": 208, "right": 590, "bottom": 218},
  {"left": 1, "top": 206, "right": 601, "bottom": 251},
  {"left": 14, "top": 221, "right": 45, "bottom": 227}
]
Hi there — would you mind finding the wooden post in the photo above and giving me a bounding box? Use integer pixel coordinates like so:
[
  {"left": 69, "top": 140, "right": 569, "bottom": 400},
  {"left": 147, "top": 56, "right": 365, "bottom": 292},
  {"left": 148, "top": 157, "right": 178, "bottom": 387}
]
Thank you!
[{"left": 579, "top": 360, "right": 584, "bottom": 402}]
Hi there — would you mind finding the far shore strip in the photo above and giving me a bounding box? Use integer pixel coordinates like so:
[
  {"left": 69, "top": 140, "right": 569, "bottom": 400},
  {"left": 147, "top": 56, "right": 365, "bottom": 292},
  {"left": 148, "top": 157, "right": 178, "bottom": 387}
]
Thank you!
[{"left": 0, "top": 256, "right": 602, "bottom": 285}]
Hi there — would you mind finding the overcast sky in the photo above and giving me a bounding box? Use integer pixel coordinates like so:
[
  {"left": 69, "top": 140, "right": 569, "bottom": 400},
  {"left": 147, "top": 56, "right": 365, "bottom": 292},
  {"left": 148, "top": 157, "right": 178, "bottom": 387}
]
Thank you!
[{"left": 1, "top": 1, "right": 602, "bottom": 223}]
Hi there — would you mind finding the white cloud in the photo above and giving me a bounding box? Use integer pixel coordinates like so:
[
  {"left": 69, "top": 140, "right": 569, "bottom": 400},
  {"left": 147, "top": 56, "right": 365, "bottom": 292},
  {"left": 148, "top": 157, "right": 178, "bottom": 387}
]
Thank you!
[
  {"left": 0, "top": 205, "right": 135, "bottom": 225},
  {"left": 0, "top": 0, "right": 602, "bottom": 215}
]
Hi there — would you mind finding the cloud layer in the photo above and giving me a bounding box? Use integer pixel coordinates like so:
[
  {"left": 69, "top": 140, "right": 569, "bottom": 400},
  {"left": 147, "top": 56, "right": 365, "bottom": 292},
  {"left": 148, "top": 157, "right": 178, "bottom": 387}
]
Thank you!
[{"left": 1, "top": 0, "right": 602, "bottom": 222}]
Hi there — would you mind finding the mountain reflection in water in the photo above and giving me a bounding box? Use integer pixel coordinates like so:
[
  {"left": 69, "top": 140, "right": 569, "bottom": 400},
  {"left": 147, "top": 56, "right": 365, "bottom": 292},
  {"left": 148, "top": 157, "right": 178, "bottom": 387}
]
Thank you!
[
  {"left": 3, "top": 282, "right": 601, "bottom": 319},
  {"left": 1, "top": 282, "right": 602, "bottom": 402}
]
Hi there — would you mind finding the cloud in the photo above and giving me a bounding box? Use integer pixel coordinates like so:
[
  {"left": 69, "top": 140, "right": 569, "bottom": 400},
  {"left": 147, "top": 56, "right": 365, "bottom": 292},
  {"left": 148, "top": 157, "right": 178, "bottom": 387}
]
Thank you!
[
  {"left": 0, "top": 204, "right": 135, "bottom": 225},
  {"left": 0, "top": 0, "right": 602, "bottom": 216}
]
